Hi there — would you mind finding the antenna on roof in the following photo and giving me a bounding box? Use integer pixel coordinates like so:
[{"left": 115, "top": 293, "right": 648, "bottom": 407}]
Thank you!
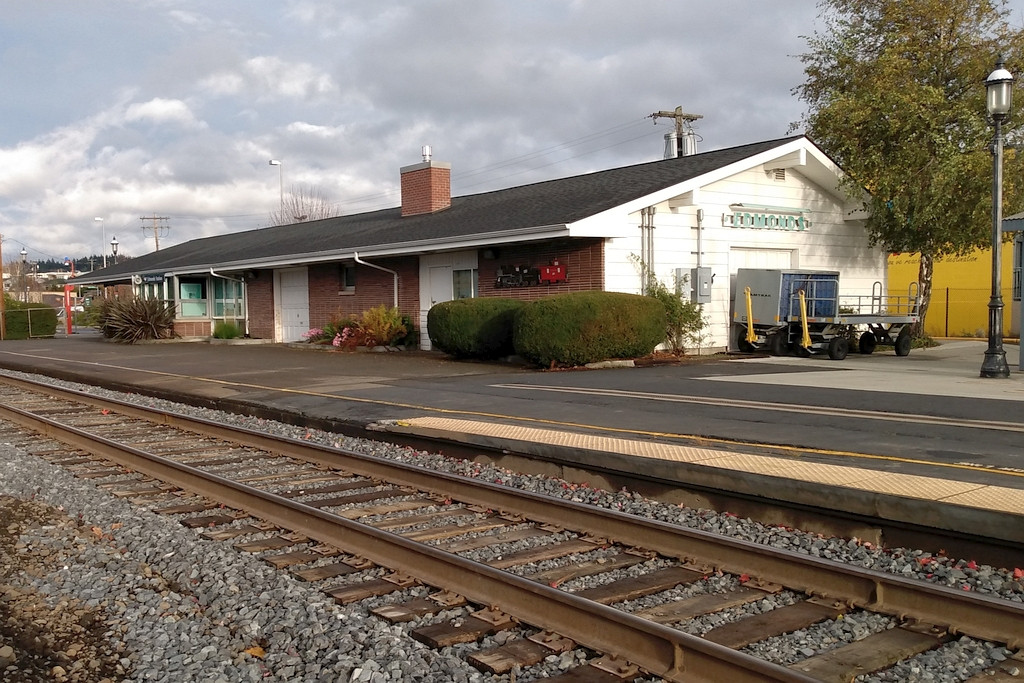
[{"left": 421, "top": 145, "right": 432, "bottom": 162}]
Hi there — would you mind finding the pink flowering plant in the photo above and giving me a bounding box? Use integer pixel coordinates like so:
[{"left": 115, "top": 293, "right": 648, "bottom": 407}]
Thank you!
[
  {"left": 332, "top": 325, "right": 365, "bottom": 349},
  {"left": 301, "top": 327, "right": 327, "bottom": 343},
  {"left": 306, "top": 307, "right": 411, "bottom": 350}
]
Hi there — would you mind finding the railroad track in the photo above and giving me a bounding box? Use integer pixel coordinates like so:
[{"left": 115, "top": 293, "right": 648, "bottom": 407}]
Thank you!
[{"left": 0, "top": 374, "right": 1020, "bottom": 683}]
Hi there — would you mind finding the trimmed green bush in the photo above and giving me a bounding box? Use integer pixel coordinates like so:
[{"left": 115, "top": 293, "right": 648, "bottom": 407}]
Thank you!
[
  {"left": 513, "top": 291, "right": 666, "bottom": 367},
  {"left": 428, "top": 297, "right": 527, "bottom": 359},
  {"left": 3, "top": 300, "right": 58, "bottom": 339}
]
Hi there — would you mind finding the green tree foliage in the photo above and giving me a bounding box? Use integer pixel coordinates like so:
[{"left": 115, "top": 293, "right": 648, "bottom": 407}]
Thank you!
[{"left": 793, "top": 0, "right": 1024, "bottom": 334}]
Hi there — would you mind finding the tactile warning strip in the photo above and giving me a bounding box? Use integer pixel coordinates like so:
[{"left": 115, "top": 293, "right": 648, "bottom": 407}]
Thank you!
[{"left": 393, "top": 417, "right": 1024, "bottom": 516}]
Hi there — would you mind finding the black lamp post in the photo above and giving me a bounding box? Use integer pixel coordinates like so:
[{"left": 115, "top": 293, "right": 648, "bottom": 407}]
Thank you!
[
  {"left": 110, "top": 236, "right": 119, "bottom": 265},
  {"left": 19, "top": 248, "right": 27, "bottom": 302},
  {"left": 982, "top": 57, "right": 1014, "bottom": 378}
]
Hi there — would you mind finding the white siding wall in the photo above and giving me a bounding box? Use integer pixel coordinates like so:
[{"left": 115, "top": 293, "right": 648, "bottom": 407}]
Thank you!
[{"left": 602, "top": 165, "right": 885, "bottom": 351}]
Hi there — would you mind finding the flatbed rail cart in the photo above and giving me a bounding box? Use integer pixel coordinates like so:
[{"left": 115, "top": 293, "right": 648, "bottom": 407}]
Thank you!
[{"left": 732, "top": 268, "right": 920, "bottom": 360}]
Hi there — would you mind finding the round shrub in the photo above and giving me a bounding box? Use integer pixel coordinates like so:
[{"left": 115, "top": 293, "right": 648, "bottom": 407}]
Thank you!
[
  {"left": 513, "top": 291, "right": 666, "bottom": 367},
  {"left": 428, "top": 297, "right": 527, "bottom": 359}
]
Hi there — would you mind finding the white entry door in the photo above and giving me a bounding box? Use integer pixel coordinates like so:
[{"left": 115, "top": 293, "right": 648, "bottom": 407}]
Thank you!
[
  {"left": 428, "top": 265, "right": 453, "bottom": 307},
  {"left": 420, "top": 251, "right": 478, "bottom": 350},
  {"left": 276, "top": 267, "right": 309, "bottom": 342}
]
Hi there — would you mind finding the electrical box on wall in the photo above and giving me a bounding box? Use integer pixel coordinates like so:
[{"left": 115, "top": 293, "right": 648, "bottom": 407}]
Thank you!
[{"left": 691, "top": 267, "right": 712, "bottom": 303}]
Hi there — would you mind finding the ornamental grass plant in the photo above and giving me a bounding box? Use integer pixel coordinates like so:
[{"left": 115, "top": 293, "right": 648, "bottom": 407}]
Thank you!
[{"left": 99, "top": 297, "right": 177, "bottom": 343}]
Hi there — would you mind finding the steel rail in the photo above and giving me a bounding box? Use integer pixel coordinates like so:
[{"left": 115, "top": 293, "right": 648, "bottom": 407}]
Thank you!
[
  {"left": 0, "top": 392, "right": 814, "bottom": 683},
  {"left": 3, "top": 375, "right": 1023, "bottom": 651}
]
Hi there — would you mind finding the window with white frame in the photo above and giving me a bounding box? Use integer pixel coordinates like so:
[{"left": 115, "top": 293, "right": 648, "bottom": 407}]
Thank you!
[
  {"left": 178, "top": 278, "right": 208, "bottom": 317},
  {"left": 453, "top": 268, "right": 477, "bottom": 299}
]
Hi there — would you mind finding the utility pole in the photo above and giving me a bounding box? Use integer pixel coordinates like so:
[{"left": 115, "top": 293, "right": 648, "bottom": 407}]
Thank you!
[
  {"left": 139, "top": 215, "right": 170, "bottom": 251},
  {"left": 649, "top": 106, "right": 703, "bottom": 157},
  {"left": 0, "top": 234, "right": 6, "bottom": 340}
]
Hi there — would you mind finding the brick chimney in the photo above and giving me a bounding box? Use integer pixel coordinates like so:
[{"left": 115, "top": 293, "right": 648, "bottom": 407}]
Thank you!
[{"left": 400, "top": 145, "right": 451, "bottom": 216}]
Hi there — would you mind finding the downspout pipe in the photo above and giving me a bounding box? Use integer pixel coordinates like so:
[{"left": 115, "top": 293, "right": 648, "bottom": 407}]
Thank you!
[
  {"left": 210, "top": 268, "right": 250, "bottom": 337},
  {"left": 353, "top": 252, "right": 399, "bottom": 308}
]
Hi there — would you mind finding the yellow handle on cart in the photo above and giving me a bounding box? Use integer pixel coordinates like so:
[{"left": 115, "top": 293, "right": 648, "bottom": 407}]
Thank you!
[
  {"left": 744, "top": 287, "right": 756, "bottom": 344},
  {"left": 797, "top": 290, "right": 812, "bottom": 349}
]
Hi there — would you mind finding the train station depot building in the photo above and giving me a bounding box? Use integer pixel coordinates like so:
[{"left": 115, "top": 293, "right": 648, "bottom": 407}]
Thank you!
[{"left": 77, "top": 135, "right": 888, "bottom": 353}]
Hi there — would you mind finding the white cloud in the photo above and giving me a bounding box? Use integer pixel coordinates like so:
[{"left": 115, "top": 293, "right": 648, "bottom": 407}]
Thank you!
[
  {"left": 4, "top": 0, "right": 1022, "bottom": 263},
  {"left": 285, "top": 122, "right": 344, "bottom": 138},
  {"left": 124, "top": 98, "right": 205, "bottom": 129},
  {"left": 201, "top": 56, "right": 337, "bottom": 101}
]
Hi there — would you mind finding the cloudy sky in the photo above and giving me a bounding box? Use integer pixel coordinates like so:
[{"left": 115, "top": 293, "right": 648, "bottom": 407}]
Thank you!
[{"left": 2, "top": 1, "right": 1022, "bottom": 269}]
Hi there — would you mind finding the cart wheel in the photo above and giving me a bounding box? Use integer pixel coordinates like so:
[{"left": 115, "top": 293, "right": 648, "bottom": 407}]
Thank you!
[
  {"left": 828, "top": 337, "right": 849, "bottom": 360},
  {"left": 769, "top": 333, "right": 788, "bottom": 356},
  {"left": 895, "top": 328, "right": 912, "bottom": 356},
  {"left": 858, "top": 331, "right": 877, "bottom": 355},
  {"left": 735, "top": 325, "right": 755, "bottom": 353},
  {"left": 792, "top": 343, "right": 812, "bottom": 358}
]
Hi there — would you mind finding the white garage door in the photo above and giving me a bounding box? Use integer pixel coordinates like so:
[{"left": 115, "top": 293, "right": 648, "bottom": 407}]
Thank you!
[
  {"left": 277, "top": 268, "right": 310, "bottom": 342},
  {"left": 730, "top": 247, "right": 794, "bottom": 271},
  {"left": 728, "top": 249, "right": 794, "bottom": 350}
]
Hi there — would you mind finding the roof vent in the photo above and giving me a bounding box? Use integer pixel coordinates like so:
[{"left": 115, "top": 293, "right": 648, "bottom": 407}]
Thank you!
[{"left": 422, "top": 145, "right": 432, "bottom": 162}]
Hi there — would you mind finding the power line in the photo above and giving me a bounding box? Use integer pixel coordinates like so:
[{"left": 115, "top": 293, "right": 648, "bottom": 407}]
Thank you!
[
  {"left": 323, "top": 117, "right": 663, "bottom": 213},
  {"left": 140, "top": 215, "right": 170, "bottom": 251},
  {"left": 104, "top": 116, "right": 668, "bottom": 226}
]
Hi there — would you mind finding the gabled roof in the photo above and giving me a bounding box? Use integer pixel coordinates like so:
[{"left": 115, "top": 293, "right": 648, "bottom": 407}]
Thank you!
[
  {"left": 77, "top": 135, "right": 808, "bottom": 284},
  {"left": 1003, "top": 211, "right": 1024, "bottom": 233}
]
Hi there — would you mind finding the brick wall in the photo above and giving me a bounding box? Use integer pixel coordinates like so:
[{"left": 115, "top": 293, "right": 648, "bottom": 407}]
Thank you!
[
  {"left": 307, "top": 258, "right": 420, "bottom": 328},
  {"left": 173, "top": 320, "right": 211, "bottom": 338},
  {"left": 244, "top": 240, "right": 601, "bottom": 341},
  {"left": 478, "top": 238, "right": 604, "bottom": 300},
  {"left": 246, "top": 271, "right": 275, "bottom": 339},
  {"left": 400, "top": 163, "right": 451, "bottom": 216}
]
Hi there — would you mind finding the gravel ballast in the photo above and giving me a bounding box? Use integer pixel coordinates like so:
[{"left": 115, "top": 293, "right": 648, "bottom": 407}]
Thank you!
[{"left": 0, "top": 369, "right": 1019, "bottom": 682}]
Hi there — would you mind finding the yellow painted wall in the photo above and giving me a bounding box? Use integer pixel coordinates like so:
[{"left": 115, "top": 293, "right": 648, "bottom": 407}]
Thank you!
[{"left": 888, "top": 245, "right": 1016, "bottom": 338}]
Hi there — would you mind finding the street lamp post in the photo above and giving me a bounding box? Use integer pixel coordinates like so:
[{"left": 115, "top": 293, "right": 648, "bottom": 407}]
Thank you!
[
  {"left": 268, "top": 159, "right": 283, "bottom": 217},
  {"left": 982, "top": 57, "right": 1014, "bottom": 378},
  {"left": 110, "top": 236, "right": 119, "bottom": 265},
  {"left": 19, "top": 248, "right": 27, "bottom": 302},
  {"left": 95, "top": 217, "right": 106, "bottom": 268}
]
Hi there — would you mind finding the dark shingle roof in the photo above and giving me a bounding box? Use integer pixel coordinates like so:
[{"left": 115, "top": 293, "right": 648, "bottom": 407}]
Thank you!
[{"left": 84, "top": 136, "right": 803, "bottom": 281}]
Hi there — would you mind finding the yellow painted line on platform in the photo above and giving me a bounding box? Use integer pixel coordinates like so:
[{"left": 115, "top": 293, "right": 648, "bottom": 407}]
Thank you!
[
  {"left": 2, "top": 350, "right": 1023, "bottom": 485},
  {"left": 396, "top": 417, "right": 1024, "bottom": 515},
  {"left": 490, "top": 383, "right": 1024, "bottom": 433}
]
